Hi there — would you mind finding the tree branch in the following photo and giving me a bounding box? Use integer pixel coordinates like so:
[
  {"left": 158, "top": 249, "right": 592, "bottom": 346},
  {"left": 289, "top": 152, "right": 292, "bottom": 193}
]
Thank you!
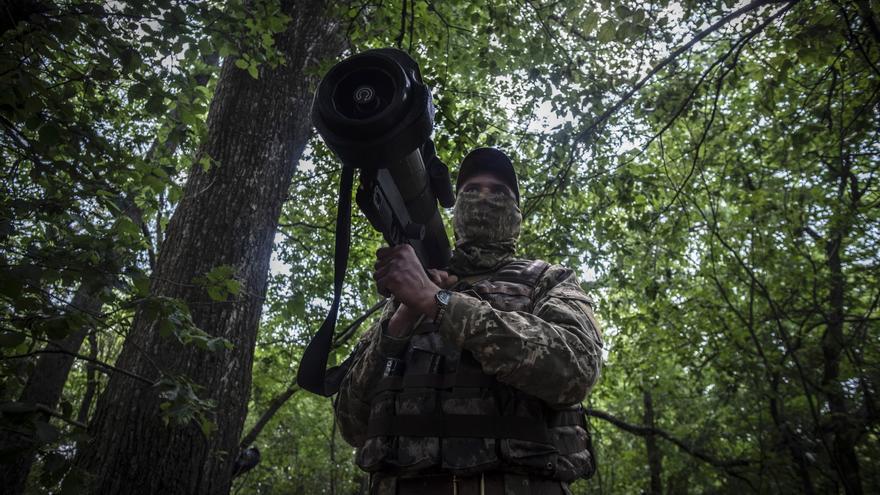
[
  {"left": 586, "top": 408, "right": 750, "bottom": 469},
  {"left": 239, "top": 300, "right": 386, "bottom": 448},
  {"left": 35, "top": 403, "right": 87, "bottom": 429},
  {"left": 572, "top": 0, "right": 796, "bottom": 146},
  {"left": 1, "top": 349, "right": 153, "bottom": 385}
]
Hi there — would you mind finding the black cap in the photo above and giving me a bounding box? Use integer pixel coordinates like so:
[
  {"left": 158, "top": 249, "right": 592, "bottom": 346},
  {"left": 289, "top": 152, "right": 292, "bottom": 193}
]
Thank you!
[{"left": 455, "top": 147, "right": 520, "bottom": 204}]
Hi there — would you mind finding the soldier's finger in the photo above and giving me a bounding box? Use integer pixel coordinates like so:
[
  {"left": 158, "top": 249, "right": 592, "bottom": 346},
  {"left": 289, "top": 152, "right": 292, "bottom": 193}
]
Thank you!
[
  {"left": 374, "top": 256, "right": 392, "bottom": 270},
  {"left": 426, "top": 269, "right": 442, "bottom": 285},
  {"left": 376, "top": 246, "right": 395, "bottom": 259},
  {"left": 374, "top": 273, "right": 391, "bottom": 297},
  {"left": 442, "top": 274, "right": 459, "bottom": 288}
]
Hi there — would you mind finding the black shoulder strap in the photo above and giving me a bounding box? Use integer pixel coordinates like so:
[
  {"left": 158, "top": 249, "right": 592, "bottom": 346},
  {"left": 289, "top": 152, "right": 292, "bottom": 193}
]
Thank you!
[{"left": 297, "top": 166, "right": 355, "bottom": 397}]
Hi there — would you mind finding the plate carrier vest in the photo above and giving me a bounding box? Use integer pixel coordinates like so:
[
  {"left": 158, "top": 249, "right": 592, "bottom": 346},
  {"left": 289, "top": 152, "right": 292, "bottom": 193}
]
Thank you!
[{"left": 356, "top": 260, "right": 596, "bottom": 481}]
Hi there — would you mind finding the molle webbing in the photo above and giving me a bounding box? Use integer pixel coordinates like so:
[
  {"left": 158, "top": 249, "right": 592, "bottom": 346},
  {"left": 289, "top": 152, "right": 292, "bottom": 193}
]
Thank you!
[
  {"left": 366, "top": 410, "right": 585, "bottom": 443},
  {"left": 373, "top": 370, "right": 496, "bottom": 394},
  {"left": 356, "top": 257, "right": 597, "bottom": 477}
]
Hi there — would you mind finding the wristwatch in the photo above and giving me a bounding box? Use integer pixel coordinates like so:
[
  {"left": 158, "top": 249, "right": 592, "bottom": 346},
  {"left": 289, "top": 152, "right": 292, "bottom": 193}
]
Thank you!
[{"left": 433, "top": 289, "right": 452, "bottom": 324}]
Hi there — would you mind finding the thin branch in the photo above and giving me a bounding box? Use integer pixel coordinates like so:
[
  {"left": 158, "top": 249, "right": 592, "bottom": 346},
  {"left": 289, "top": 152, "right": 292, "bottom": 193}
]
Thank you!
[
  {"left": 395, "top": 0, "right": 407, "bottom": 49},
  {"left": 572, "top": 0, "right": 795, "bottom": 146},
  {"left": 424, "top": 1, "right": 471, "bottom": 33},
  {"left": 407, "top": 0, "right": 414, "bottom": 52},
  {"left": 35, "top": 403, "right": 87, "bottom": 429},
  {"left": 239, "top": 300, "right": 385, "bottom": 447},
  {"left": 586, "top": 408, "right": 751, "bottom": 470},
  {"left": 524, "top": 0, "right": 797, "bottom": 218},
  {"left": 1, "top": 349, "right": 153, "bottom": 385},
  {"left": 333, "top": 298, "right": 387, "bottom": 347}
]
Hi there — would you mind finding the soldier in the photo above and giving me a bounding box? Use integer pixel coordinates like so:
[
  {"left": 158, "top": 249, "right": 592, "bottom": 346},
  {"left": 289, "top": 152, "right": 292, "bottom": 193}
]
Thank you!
[{"left": 335, "top": 147, "right": 604, "bottom": 495}]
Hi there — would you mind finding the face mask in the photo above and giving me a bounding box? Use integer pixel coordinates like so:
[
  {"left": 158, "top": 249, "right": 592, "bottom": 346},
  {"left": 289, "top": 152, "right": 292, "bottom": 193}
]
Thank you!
[{"left": 453, "top": 189, "right": 522, "bottom": 246}]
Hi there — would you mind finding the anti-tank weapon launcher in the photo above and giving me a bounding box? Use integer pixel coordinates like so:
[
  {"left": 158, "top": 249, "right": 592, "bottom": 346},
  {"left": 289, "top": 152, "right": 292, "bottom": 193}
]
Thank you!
[{"left": 297, "top": 49, "right": 454, "bottom": 397}]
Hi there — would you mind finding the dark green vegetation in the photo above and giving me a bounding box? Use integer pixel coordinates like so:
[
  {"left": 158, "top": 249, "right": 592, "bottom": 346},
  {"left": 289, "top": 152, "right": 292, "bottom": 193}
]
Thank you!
[{"left": 1, "top": 0, "right": 877, "bottom": 493}]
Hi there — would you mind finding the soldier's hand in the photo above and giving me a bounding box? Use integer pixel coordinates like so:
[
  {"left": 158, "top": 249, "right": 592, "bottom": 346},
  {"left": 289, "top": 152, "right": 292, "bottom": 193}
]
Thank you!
[
  {"left": 426, "top": 269, "right": 458, "bottom": 290},
  {"left": 374, "top": 244, "right": 441, "bottom": 316},
  {"left": 385, "top": 268, "right": 458, "bottom": 338}
]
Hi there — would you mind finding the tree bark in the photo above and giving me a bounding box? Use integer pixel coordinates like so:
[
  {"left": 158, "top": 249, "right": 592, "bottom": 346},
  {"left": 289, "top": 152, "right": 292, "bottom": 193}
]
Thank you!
[
  {"left": 0, "top": 287, "right": 102, "bottom": 495},
  {"left": 73, "top": 3, "right": 343, "bottom": 493},
  {"left": 643, "top": 390, "right": 662, "bottom": 495}
]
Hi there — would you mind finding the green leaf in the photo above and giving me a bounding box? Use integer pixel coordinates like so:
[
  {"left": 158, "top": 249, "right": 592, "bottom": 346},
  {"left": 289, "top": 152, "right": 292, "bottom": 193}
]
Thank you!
[
  {"left": 598, "top": 21, "right": 617, "bottom": 43},
  {"left": 247, "top": 64, "right": 259, "bottom": 79},
  {"left": 120, "top": 47, "right": 142, "bottom": 73},
  {"left": 132, "top": 273, "right": 151, "bottom": 296},
  {"left": 128, "top": 82, "right": 149, "bottom": 100},
  {"left": 614, "top": 5, "right": 632, "bottom": 18},
  {"left": 207, "top": 286, "right": 225, "bottom": 301},
  {"left": 225, "top": 279, "right": 241, "bottom": 295},
  {"left": 234, "top": 58, "right": 249, "bottom": 70},
  {"left": 583, "top": 12, "right": 600, "bottom": 33},
  {"left": 199, "top": 417, "right": 217, "bottom": 437},
  {"left": 194, "top": 265, "right": 239, "bottom": 302},
  {"left": 206, "top": 337, "right": 233, "bottom": 352},
  {"left": 145, "top": 93, "right": 166, "bottom": 115},
  {"left": 198, "top": 155, "right": 212, "bottom": 172},
  {"left": 115, "top": 216, "right": 141, "bottom": 237}
]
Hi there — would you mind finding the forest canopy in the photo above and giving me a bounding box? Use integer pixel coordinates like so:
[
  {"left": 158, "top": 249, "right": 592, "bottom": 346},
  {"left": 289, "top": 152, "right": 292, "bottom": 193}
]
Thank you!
[{"left": 1, "top": 0, "right": 878, "bottom": 493}]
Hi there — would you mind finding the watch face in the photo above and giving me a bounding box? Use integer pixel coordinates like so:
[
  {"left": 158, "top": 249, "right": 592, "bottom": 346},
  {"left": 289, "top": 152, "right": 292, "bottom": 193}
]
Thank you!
[{"left": 436, "top": 290, "right": 451, "bottom": 305}]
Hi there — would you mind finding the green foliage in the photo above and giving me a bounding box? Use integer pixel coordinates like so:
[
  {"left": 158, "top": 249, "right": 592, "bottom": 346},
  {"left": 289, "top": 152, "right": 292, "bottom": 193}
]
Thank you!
[
  {"left": 141, "top": 296, "right": 232, "bottom": 351},
  {"left": 2, "top": 0, "right": 878, "bottom": 493},
  {"left": 193, "top": 265, "right": 242, "bottom": 302},
  {"left": 156, "top": 375, "right": 218, "bottom": 437}
]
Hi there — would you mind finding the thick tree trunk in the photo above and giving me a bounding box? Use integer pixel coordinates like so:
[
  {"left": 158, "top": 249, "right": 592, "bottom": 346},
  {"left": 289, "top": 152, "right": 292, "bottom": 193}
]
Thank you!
[
  {"left": 643, "top": 390, "right": 662, "bottom": 495},
  {"left": 74, "top": 3, "right": 343, "bottom": 493},
  {"left": 0, "top": 287, "right": 101, "bottom": 495}
]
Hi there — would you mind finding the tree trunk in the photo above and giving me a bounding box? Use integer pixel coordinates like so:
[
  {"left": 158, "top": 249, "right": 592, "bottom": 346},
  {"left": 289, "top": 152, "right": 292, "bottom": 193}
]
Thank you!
[
  {"left": 75, "top": 330, "right": 100, "bottom": 425},
  {"left": 821, "top": 166, "right": 862, "bottom": 495},
  {"left": 643, "top": 389, "right": 662, "bottom": 495},
  {"left": 73, "top": 3, "right": 343, "bottom": 493},
  {"left": 0, "top": 287, "right": 102, "bottom": 495}
]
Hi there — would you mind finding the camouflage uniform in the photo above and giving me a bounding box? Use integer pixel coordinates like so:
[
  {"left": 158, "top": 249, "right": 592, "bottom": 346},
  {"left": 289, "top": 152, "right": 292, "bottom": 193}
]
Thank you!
[{"left": 334, "top": 191, "right": 603, "bottom": 494}]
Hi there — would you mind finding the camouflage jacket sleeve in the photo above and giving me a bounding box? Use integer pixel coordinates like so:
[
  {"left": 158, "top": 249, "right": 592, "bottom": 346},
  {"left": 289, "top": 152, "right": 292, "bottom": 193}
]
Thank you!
[
  {"left": 437, "top": 264, "right": 603, "bottom": 407},
  {"left": 333, "top": 299, "right": 413, "bottom": 448}
]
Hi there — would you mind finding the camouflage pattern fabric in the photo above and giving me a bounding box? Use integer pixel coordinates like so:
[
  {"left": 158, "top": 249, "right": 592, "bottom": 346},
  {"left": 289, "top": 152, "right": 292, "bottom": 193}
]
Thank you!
[
  {"left": 333, "top": 188, "right": 604, "bottom": 493},
  {"left": 333, "top": 263, "right": 603, "bottom": 445},
  {"left": 448, "top": 190, "right": 521, "bottom": 275}
]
